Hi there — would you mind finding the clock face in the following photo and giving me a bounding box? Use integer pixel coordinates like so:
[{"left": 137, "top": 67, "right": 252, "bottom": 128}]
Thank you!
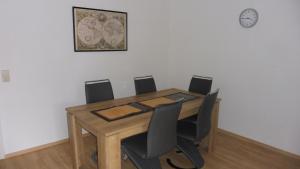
[{"left": 239, "top": 8, "right": 258, "bottom": 28}]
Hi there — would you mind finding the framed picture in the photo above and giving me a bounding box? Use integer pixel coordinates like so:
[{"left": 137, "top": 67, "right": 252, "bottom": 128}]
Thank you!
[{"left": 73, "top": 7, "right": 127, "bottom": 52}]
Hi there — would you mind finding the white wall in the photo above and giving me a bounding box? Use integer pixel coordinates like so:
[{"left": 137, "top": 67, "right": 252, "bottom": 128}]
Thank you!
[
  {"left": 0, "top": 118, "right": 4, "bottom": 159},
  {"left": 168, "top": 0, "right": 300, "bottom": 155},
  {"left": 0, "top": 0, "right": 170, "bottom": 154},
  {"left": 1, "top": 0, "right": 300, "bottom": 157}
]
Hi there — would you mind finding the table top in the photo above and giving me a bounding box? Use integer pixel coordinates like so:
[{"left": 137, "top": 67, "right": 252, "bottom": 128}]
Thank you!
[{"left": 66, "top": 88, "right": 220, "bottom": 137}]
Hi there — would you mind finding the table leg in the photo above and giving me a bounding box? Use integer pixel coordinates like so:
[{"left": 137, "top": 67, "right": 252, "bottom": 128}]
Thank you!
[
  {"left": 207, "top": 102, "right": 220, "bottom": 153},
  {"left": 68, "top": 113, "right": 86, "bottom": 169},
  {"left": 98, "top": 134, "right": 121, "bottom": 169}
]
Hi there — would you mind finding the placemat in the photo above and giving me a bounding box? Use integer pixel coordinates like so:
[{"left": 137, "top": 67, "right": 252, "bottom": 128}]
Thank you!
[
  {"left": 92, "top": 105, "right": 142, "bottom": 121},
  {"left": 165, "top": 92, "right": 199, "bottom": 102},
  {"left": 90, "top": 92, "right": 198, "bottom": 122},
  {"left": 139, "top": 97, "right": 175, "bottom": 108}
]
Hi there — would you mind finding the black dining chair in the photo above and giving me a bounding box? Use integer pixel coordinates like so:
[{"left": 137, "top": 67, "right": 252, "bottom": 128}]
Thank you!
[
  {"left": 85, "top": 79, "right": 114, "bottom": 163},
  {"left": 182, "top": 75, "right": 213, "bottom": 123},
  {"left": 176, "top": 89, "right": 219, "bottom": 168},
  {"left": 122, "top": 100, "right": 183, "bottom": 169},
  {"left": 85, "top": 79, "right": 114, "bottom": 104},
  {"left": 189, "top": 75, "right": 213, "bottom": 95},
  {"left": 134, "top": 75, "right": 157, "bottom": 95}
]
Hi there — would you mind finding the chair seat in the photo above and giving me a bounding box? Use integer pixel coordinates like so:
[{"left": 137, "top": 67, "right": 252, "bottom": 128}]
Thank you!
[
  {"left": 122, "top": 133, "right": 148, "bottom": 158},
  {"left": 181, "top": 115, "right": 197, "bottom": 123},
  {"left": 177, "top": 121, "right": 197, "bottom": 141}
]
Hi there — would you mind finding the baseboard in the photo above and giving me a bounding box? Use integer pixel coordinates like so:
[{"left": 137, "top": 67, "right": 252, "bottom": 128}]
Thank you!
[
  {"left": 5, "top": 139, "right": 68, "bottom": 159},
  {"left": 218, "top": 128, "right": 300, "bottom": 160},
  {"left": 4, "top": 133, "right": 91, "bottom": 159}
]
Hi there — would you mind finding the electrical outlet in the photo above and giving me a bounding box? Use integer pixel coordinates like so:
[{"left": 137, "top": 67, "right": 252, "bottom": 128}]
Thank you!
[{"left": 1, "top": 70, "right": 10, "bottom": 82}]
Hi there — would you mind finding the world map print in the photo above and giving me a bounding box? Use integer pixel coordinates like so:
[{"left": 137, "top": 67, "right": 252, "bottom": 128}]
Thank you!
[{"left": 73, "top": 7, "right": 127, "bottom": 51}]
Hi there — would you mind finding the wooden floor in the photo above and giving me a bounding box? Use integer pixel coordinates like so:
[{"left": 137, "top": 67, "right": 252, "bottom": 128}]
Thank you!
[{"left": 1, "top": 131, "right": 299, "bottom": 169}]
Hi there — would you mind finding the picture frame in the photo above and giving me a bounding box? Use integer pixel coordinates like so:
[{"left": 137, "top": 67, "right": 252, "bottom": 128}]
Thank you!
[{"left": 72, "top": 6, "right": 128, "bottom": 52}]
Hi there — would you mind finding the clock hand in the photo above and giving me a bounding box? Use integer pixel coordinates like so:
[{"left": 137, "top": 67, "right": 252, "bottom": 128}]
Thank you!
[{"left": 240, "top": 17, "right": 253, "bottom": 21}]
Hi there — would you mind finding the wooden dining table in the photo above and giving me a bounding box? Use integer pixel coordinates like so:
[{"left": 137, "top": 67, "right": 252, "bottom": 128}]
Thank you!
[{"left": 66, "top": 88, "right": 221, "bottom": 169}]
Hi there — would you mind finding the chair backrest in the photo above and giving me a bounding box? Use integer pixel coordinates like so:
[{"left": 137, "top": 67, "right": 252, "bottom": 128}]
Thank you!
[
  {"left": 189, "top": 75, "right": 213, "bottom": 95},
  {"left": 85, "top": 79, "right": 114, "bottom": 104},
  {"left": 196, "top": 89, "right": 219, "bottom": 140},
  {"left": 146, "top": 100, "right": 183, "bottom": 158},
  {"left": 134, "top": 75, "right": 157, "bottom": 95}
]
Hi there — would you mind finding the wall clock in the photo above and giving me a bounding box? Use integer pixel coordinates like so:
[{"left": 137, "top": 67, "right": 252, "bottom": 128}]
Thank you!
[{"left": 239, "top": 8, "right": 259, "bottom": 28}]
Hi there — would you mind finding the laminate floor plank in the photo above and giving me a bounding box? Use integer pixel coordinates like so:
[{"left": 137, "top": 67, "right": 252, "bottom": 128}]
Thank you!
[{"left": 0, "top": 131, "right": 299, "bottom": 169}]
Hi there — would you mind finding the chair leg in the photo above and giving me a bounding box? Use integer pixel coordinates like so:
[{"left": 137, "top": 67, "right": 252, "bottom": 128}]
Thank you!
[
  {"left": 122, "top": 146, "right": 161, "bottom": 169},
  {"left": 176, "top": 137, "right": 204, "bottom": 169}
]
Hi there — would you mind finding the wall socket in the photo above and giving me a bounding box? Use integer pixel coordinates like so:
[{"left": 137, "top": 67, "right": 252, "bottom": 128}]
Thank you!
[{"left": 1, "top": 70, "right": 10, "bottom": 82}]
